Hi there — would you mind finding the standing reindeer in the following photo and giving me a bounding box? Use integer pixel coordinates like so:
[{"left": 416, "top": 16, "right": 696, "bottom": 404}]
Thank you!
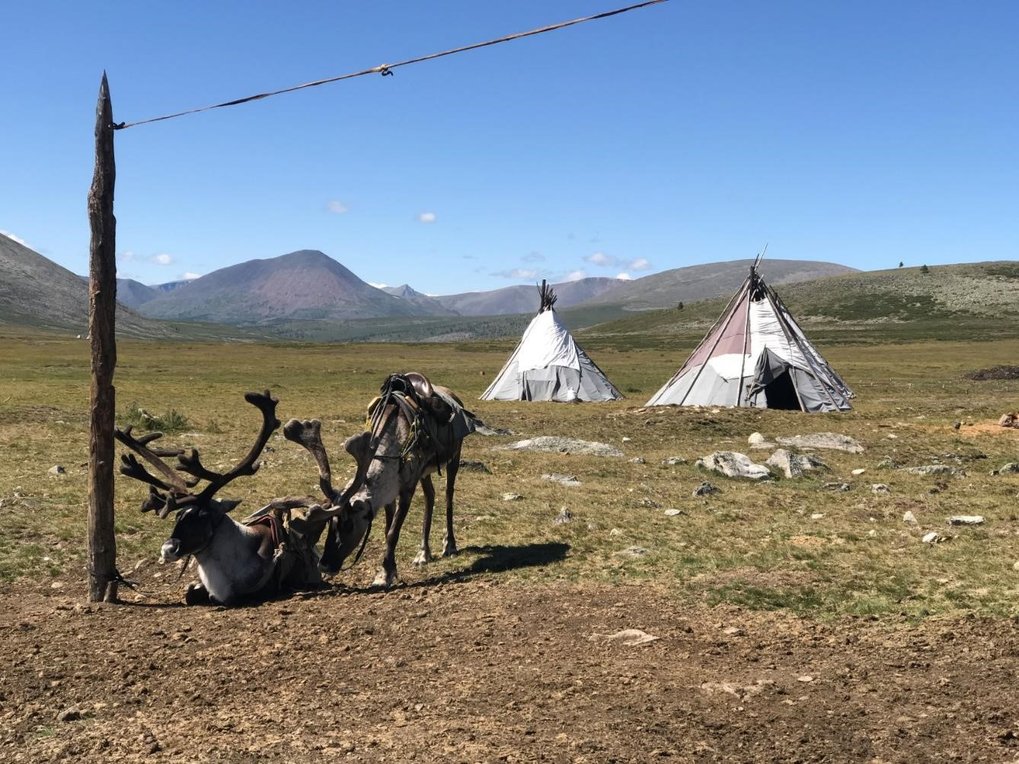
[
  {"left": 115, "top": 391, "right": 329, "bottom": 605},
  {"left": 284, "top": 372, "right": 479, "bottom": 588}
]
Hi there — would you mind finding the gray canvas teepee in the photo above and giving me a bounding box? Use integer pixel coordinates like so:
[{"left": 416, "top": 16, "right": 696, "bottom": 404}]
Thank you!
[
  {"left": 481, "top": 281, "right": 622, "bottom": 402},
  {"left": 646, "top": 264, "right": 852, "bottom": 412}
]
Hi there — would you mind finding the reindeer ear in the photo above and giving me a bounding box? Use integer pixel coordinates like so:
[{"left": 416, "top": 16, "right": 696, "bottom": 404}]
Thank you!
[{"left": 214, "top": 498, "right": 242, "bottom": 514}]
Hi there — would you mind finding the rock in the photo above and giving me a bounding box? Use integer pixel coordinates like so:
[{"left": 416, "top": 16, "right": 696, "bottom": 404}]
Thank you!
[
  {"left": 871, "top": 484, "right": 890, "bottom": 494},
  {"left": 692, "top": 481, "right": 720, "bottom": 497},
  {"left": 592, "top": 628, "right": 659, "bottom": 646},
  {"left": 953, "top": 421, "right": 962, "bottom": 430},
  {"left": 901, "top": 465, "right": 965, "bottom": 477},
  {"left": 765, "top": 449, "right": 827, "bottom": 478},
  {"left": 609, "top": 528, "right": 623, "bottom": 537},
  {"left": 948, "top": 515, "right": 985, "bottom": 526},
  {"left": 696, "top": 451, "right": 772, "bottom": 480},
  {"left": 922, "top": 531, "right": 945, "bottom": 544},
  {"left": 553, "top": 508, "right": 573, "bottom": 525},
  {"left": 775, "top": 433, "right": 864, "bottom": 453},
  {"left": 502, "top": 437, "right": 623, "bottom": 457},
  {"left": 1013, "top": 561, "right": 1019, "bottom": 572},
  {"left": 629, "top": 457, "right": 646, "bottom": 464},
  {"left": 999, "top": 413, "right": 1018, "bottom": 428},
  {"left": 48, "top": 465, "right": 66, "bottom": 475},
  {"left": 616, "top": 546, "right": 649, "bottom": 558},
  {"left": 877, "top": 458, "right": 900, "bottom": 469},
  {"left": 810, "top": 513, "right": 824, "bottom": 520},
  {"left": 903, "top": 511, "right": 918, "bottom": 525},
  {"left": 542, "top": 473, "right": 581, "bottom": 487},
  {"left": 621, "top": 437, "right": 632, "bottom": 443},
  {"left": 797, "top": 675, "right": 814, "bottom": 683},
  {"left": 57, "top": 707, "right": 82, "bottom": 722},
  {"left": 474, "top": 422, "right": 513, "bottom": 436},
  {"left": 822, "top": 482, "right": 852, "bottom": 492},
  {"left": 851, "top": 468, "right": 866, "bottom": 476},
  {"left": 664, "top": 508, "right": 683, "bottom": 517},
  {"left": 662, "top": 456, "right": 687, "bottom": 466},
  {"left": 748, "top": 432, "right": 775, "bottom": 449},
  {"left": 638, "top": 497, "right": 661, "bottom": 509},
  {"left": 992, "top": 463, "right": 1019, "bottom": 476},
  {"left": 457, "top": 459, "right": 491, "bottom": 474},
  {"left": 501, "top": 493, "right": 522, "bottom": 501}
]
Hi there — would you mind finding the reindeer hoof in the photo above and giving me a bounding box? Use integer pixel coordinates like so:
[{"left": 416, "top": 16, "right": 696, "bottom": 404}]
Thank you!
[
  {"left": 412, "top": 550, "right": 432, "bottom": 566},
  {"left": 371, "top": 569, "right": 396, "bottom": 589},
  {"left": 184, "top": 583, "right": 211, "bottom": 606},
  {"left": 442, "top": 543, "right": 459, "bottom": 558}
]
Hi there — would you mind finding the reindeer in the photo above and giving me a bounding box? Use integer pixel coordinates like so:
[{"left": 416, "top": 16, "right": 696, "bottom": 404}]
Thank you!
[
  {"left": 284, "top": 372, "right": 478, "bottom": 588},
  {"left": 115, "top": 391, "right": 330, "bottom": 605}
]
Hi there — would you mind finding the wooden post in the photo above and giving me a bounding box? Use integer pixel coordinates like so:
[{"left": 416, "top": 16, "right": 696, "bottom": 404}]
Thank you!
[{"left": 87, "top": 72, "right": 119, "bottom": 603}]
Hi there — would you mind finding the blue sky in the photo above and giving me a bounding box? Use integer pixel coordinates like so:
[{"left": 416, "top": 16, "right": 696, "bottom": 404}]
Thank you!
[{"left": 2, "top": 1, "right": 1016, "bottom": 294}]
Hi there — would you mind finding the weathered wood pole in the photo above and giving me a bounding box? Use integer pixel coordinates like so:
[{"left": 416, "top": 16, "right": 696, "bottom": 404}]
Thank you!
[{"left": 86, "top": 72, "right": 119, "bottom": 603}]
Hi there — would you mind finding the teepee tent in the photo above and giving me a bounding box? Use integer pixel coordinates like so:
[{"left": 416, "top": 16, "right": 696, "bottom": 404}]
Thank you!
[
  {"left": 481, "top": 281, "right": 622, "bottom": 402},
  {"left": 646, "top": 263, "right": 852, "bottom": 412}
]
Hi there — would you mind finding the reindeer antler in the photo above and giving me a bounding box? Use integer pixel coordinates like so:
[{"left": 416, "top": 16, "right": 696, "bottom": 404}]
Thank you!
[
  {"left": 116, "top": 391, "right": 281, "bottom": 516},
  {"left": 283, "top": 419, "right": 372, "bottom": 509}
]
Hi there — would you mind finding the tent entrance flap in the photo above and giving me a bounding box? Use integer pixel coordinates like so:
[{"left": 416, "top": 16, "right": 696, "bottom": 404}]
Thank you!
[{"left": 761, "top": 369, "right": 799, "bottom": 410}]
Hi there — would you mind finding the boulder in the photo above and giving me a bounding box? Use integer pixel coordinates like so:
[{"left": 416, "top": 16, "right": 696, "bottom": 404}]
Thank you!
[
  {"left": 502, "top": 437, "right": 623, "bottom": 457},
  {"left": 776, "top": 433, "right": 864, "bottom": 453},
  {"left": 765, "top": 449, "right": 828, "bottom": 478},
  {"left": 695, "top": 452, "right": 771, "bottom": 480}
]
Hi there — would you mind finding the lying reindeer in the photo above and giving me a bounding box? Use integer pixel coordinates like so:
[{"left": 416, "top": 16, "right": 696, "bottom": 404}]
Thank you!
[
  {"left": 284, "top": 372, "right": 479, "bottom": 588},
  {"left": 115, "top": 391, "right": 333, "bottom": 605}
]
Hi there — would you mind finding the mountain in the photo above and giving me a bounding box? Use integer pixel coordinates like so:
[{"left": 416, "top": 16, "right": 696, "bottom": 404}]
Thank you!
[
  {"left": 436, "top": 277, "right": 622, "bottom": 316},
  {"left": 0, "top": 233, "right": 169, "bottom": 337},
  {"left": 381, "top": 284, "right": 458, "bottom": 317},
  {"left": 116, "top": 278, "right": 159, "bottom": 309},
  {"left": 138, "top": 250, "right": 425, "bottom": 324},
  {"left": 582, "top": 259, "right": 857, "bottom": 311}
]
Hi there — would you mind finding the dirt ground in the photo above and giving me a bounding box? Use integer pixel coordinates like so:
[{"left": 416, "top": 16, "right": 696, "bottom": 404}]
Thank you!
[{"left": 3, "top": 559, "right": 1019, "bottom": 764}]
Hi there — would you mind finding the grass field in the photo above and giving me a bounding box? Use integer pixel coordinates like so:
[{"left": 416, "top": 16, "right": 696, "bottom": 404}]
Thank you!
[{"left": 1, "top": 331, "right": 1018, "bottom": 619}]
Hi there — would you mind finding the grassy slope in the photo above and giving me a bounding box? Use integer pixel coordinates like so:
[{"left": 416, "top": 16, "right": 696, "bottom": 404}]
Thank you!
[{"left": 2, "top": 331, "right": 1019, "bottom": 619}]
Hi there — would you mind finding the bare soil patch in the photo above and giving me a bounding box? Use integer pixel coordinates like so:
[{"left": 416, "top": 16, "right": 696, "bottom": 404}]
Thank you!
[
  {"left": 965, "top": 365, "right": 1019, "bottom": 381},
  {"left": 3, "top": 572, "right": 1019, "bottom": 763}
]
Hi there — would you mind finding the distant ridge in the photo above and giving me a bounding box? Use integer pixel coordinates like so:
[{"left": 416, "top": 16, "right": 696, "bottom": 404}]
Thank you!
[
  {"left": 138, "top": 249, "right": 427, "bottom": 323},
  {"left": 0, "top": 233, "right": 167, "bottom": 337},
  {"left": 436, "top": 277, "right": 621, "bottom": 316},
  {"left": 381, "top": 284, "right": 458, "bottom": 317}
]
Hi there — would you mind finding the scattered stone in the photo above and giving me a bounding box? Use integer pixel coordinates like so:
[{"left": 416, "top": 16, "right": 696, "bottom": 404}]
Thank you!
[
  {"left": 629, "top": 457, "right": 646, "bottom": 465},
  {"left": 638, "top": 497, "right": 661, "bottom": 509},
  {"left": 922, "top": 531, "right": 945, "bottom": 544},
  {"left": 765, "top": 449, "right": 828, "bottom": 478},
  {"left": 953, "top": 421, "right": 962, "bottom": 430},
  {"left": 903, "top": 511, "right": 918, "bottom": 525},
  {"left": 876, "top": 458, "right": 900, "bottom": 469},
  {"left": 553, "top": 508, "right": 573, "bottom": 525},
  {"left": 502, "top": 437, "right": 623, "bottom": 457},
  {"left": 593, "top": 628, "right": 659, "bottom": 647},
  {"left": 748, "top": 432, "right": 775, "bottom": 449},
  {"left": 775, "top": 433, "right": 864, "bottom": 453},
  {"left": 810, "top": 513, "right": 824, "bottom": 520},
  {"left": 901, "top": 465, "right": 965, "bottom": 477},
  {"left": 696, "top": 451, "right": 772, "bottom": 480},
  {"left": 851, "top": 468, "right": 866, "bottom": 476},
  {"left": 662, "top": 456, "right": 687, "bottom": 466},
  {"left": 501, "top": 493, "right": 522, "bottom": 501},
  {"left": 57, "top": 707, "right": 82, "bottom": 722},
  {"left": 474, "top": 422, "right": 513, "bottom": 436},
  {"left": 797, "top": 675, "right": 814, "bottom": 683},
  {"left": 949, "top": 515, "right": 985, "bottom": 526},
  {"left": 609, "top": 528, "right": 623, "bottom": 537},
  {"left": 992, "top": 463, "right": 1019, "bottom": 476},
  {"left": 542, "top": 473, "right": 581, "bottom": 487},
  {"left": 693, "top": 481, "right": 720, "bottom": 497},
  {"left": 621, "top": 437, "right": 632, "bottom": 443},
  {"left": 664, "top": 508, "right": 683, "bottom": 517},
  {"left": 616, "top": 546, "right": 649, "bottom": 559},
  {"left": 48, "top": 465, "right": 66, "bottom": 476},
  {"left": 822, "top": 482, "right": 852, "bottom": 492},
  {"left": 1013, "top": 561, "right": 1019, "bottom": 572},
  {"left": 457, "top": 459, "right": 491, "bottom": 474},
  {"left": 999, "top": 413, "right": 1019, "bottom": 429},
  {"left": 871, "top": 484, "right": 890, "bottom": 494}
]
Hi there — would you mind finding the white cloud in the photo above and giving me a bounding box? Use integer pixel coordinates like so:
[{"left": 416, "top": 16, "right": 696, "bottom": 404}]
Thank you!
[
  {"left": 628, "top": 257, "right": 651, "bottom": 271},
  {"left": 0, "top": 230, "right": 29, "bottom": 247},
  {"left": 585, "top": 251, "right": 616, "bottom": 267},
  {"left": 615, "top": 272, "right": 632, "bottom": 280},
  {"left": 326, "top": 200, "right": 349, "bottom": 214},
  {"left": 181, "top": 272, "right": 201, "bottom": 280},
  {"left": 418, "top": 212, "right": 437, "bottom": 223},
  {"left": 564, "top": 270, "right": 586, "bottom": 282},
  {"left": 493, "top": 268, "right": 538, "bottom": 279},
  {"left": 151, "top": 253, "right": 173, "bottom": 266},
  {"left": 118, "top": 250, "right": 136, "bottom": 262}
]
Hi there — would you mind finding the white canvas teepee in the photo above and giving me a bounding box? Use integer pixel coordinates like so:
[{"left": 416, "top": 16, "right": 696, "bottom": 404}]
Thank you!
[
  {"left": 481, "top": 281, "right": 622, "bottom": 402},
  {"left": 646, "top": 264, "right": 852, "bottom": 412}
]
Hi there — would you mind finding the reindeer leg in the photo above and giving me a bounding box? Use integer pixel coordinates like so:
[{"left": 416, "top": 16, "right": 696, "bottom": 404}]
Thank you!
[
  {"left": 372, "top": 488, "right": 414, "bottom": 589},
  {"left": 413, "top": 475, "right": 436, "bottom": 566},
  {"left": 442, "top": 447, "right": 461, "bottom": 557},
  {"left": 383, "top": 502, "right": 396, "bottom": 534},
  {"left": 184, "top": 582, "right": 211, "bottom": 606}
]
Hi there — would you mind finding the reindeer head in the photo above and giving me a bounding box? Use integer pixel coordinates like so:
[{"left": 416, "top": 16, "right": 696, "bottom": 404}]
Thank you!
[
  {"left": 283, "top": 420, "right": 376, "bottom": 575},
  {"left": 115, "top": 391, "right": 281, "bottom": 561}
]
